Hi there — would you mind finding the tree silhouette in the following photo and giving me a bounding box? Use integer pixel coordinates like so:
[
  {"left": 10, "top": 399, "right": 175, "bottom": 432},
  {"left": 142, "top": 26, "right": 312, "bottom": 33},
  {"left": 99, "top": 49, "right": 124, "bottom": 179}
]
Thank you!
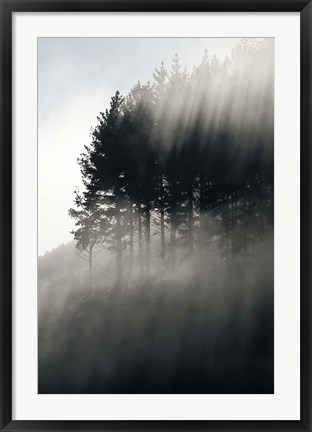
[
  {"left": 68, "top": 189, "right": 107, "bottom": 291},
  {"left": 69, "top": 39, "right": 274, "bottom": 285}
]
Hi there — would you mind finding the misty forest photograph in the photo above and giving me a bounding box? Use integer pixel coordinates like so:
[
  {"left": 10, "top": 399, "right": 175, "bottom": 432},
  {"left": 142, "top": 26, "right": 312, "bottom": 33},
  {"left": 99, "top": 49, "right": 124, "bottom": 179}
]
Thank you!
[{"left": 38, "top": 37, "right": 274, "bottom": 394}]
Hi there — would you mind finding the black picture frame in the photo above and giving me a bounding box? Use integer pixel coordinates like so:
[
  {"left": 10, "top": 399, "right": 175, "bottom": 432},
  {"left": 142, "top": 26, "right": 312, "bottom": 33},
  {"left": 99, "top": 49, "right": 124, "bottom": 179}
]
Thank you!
[{"left": 1, "top": 0, "right": 311, "bottom": 430}]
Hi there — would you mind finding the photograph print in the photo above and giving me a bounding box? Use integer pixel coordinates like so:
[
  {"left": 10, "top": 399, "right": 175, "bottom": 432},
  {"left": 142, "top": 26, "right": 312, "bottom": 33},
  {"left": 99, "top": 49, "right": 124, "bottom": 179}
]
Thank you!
[{"left": 38, "top": 37, "right": 274, "bottom": 394}]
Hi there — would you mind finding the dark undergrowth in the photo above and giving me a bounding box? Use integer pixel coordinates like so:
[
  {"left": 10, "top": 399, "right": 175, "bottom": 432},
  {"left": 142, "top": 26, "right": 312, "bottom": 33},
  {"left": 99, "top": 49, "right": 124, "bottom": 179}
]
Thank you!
[{"left": 38, "top": 247, "right": 273, "bottom": 394}]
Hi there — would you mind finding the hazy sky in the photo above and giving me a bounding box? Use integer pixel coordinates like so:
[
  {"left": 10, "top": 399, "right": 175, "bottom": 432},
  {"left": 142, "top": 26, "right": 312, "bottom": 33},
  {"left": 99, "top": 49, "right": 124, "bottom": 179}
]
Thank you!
[{"left": 38, "top": 37, "right": 244, "bottom": 256}]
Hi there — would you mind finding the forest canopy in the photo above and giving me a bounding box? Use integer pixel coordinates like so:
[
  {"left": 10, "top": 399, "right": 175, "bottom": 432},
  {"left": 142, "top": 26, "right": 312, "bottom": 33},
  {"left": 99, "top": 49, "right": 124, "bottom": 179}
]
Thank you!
[{"left": 68, "top": 38, "right": 274, "bottom": 288}]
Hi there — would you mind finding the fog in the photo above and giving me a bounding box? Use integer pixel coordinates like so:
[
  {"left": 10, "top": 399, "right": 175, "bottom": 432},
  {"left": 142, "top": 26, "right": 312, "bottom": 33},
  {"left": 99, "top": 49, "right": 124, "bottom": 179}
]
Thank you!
[
  {"left": 39, "top": 230, "right": 273, "bottom": 393},
  {"left": 152, "top": 39, "right": 273, "bottom": 154},
  {"left": 38, "top": 37, "right": 243, "bottom": 255},
  {"left": 38, "top": 38, "right": 274, "bottom": 394}
]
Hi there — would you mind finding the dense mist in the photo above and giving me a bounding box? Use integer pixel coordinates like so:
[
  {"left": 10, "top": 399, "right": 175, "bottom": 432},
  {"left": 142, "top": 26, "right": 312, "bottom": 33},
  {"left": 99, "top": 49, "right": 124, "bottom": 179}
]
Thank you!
[{"left": 39, "top": 38, "right": 274, "bottom": 394}]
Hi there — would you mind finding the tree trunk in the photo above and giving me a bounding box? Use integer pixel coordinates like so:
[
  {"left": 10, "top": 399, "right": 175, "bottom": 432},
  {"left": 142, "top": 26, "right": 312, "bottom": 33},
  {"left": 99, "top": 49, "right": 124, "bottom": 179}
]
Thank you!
[
  {"left": 243, "top": 187, "right": 248, "bottom": 256},
  {"left": 146, "top": 201, "right": 151, "bottom": 273},
  {"left": 129, "top": 202, "right": 134, "bottom": 270},
  {"left": 160, "top": 207, "right": 165, "bottom": 259},
  {"left": 138, "top": 204, "right": 143, "bottom": 273},
  {"left": 89, "top": 244, "right": 93, "bottom": 293},
  {"left": 224, "top": 196, "right": 230, "bottom": 265},
  {"left": 116, "top": 194, "right": 122, "bottom": 282},
  {"left": 231, "top": 191, "right": 236, "bottom": 256},
  {"left": 170, "top": 213, "right": 176, "bottom": 267},
  {"left": 188, "top": 180, "right": 194, "bottom": 254},
  {"left": 199, "top": 171, "right": 204, "bottom": 233}
]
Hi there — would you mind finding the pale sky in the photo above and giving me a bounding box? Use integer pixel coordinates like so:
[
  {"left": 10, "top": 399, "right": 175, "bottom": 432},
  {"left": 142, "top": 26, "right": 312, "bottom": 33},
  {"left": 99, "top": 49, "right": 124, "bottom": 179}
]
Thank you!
[{"left": 38, "top": 37, "right": 244, "bottom": 256}]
